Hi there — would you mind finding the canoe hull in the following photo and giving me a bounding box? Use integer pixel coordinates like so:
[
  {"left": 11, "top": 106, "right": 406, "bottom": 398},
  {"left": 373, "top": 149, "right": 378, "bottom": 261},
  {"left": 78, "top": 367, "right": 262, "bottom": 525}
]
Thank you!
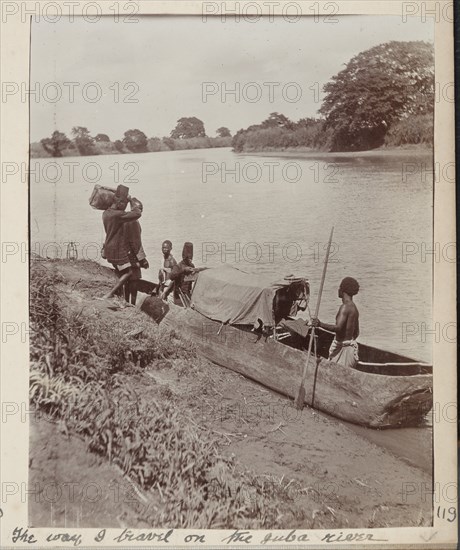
[{"left": 141, "top": 297, "right": 432, "bottom": 429}]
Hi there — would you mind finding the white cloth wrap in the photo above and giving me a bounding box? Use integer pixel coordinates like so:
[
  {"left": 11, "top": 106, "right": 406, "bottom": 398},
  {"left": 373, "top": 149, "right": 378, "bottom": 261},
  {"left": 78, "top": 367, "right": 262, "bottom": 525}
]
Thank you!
[{"left": 328, "top": 338, "right": 359, "bottom": 368}]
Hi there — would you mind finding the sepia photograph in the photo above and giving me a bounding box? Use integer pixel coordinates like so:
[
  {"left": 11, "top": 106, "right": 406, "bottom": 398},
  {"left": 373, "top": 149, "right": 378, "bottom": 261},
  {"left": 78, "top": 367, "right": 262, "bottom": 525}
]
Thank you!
[{"left": 0, "top": 2, "right": 456, "bottom": 548}]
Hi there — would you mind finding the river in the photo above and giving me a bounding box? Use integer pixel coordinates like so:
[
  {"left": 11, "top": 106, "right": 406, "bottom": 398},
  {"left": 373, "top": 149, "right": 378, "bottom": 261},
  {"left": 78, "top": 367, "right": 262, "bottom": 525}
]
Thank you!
[{"left": 30, "top": 147, "right": 433, "bottom": 362}]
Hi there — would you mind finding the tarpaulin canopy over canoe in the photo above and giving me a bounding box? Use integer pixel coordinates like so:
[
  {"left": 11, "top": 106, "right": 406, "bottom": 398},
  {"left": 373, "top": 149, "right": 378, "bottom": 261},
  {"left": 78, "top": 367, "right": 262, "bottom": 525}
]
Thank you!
[{"left": 190, "top": 265, "right": 308, "bottom": 328}]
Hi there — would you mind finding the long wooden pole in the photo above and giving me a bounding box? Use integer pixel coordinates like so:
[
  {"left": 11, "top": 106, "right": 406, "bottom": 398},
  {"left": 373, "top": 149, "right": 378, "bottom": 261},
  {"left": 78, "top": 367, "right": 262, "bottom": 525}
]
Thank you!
[{"left": 294, "top": 227, "right": 334, "bottom": 409}]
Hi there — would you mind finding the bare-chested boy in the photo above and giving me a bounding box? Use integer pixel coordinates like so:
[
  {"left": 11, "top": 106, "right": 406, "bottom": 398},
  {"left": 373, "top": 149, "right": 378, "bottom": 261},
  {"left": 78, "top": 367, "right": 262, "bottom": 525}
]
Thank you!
[{"left": 312, "top": 277, "right": 360, "bottom": 367}]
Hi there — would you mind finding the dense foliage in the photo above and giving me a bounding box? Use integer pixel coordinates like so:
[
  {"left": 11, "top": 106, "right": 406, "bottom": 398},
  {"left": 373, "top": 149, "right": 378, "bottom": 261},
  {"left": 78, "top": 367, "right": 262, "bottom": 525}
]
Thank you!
[
  {"left": 319, "top": 40, "right": 434, "bottom": 151},
  {"left": 383, "top": 113, "right": 433, "bottom": 147},
  {"left": 171, "top": 117, "right": 206, "bottom": 139},
  {"left": 232, "top": 114, "right": 331, "bottom": 152},
  {"left": 216, "top": 126, "right": 232, "bottom": 138},
  {"left": 71, "top": 126, "right": 97, "bottom": 156},
  {"left": 233, "top": 41, "right": 434, "bottom": 153},
  {"left": 95, "top": 133, "right": 111, "bottom": 142},
  {"left": 40, "top": 130, "right": 71, "bottom": 157},
  {"left": 122, "top": 129, "right": 148, "bottom": 153}
]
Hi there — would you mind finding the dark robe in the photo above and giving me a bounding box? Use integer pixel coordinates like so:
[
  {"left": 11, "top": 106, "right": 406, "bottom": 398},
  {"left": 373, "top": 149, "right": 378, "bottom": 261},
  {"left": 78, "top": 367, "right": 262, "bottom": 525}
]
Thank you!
[
  {"left": 102, "top": 198, "right": 142, "bottom": 266},
  {"left": 170, "top": 260, "right": 195, "bottom": 297},
  {"left": 124, "top": 220, "right": 146, "bottom": 266}
]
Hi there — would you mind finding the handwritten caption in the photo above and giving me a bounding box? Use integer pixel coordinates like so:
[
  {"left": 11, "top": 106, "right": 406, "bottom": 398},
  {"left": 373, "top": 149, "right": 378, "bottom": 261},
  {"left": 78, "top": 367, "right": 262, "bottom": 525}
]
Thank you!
[{"left": 9, "top": 527, "right": 391, "bottom": 546}]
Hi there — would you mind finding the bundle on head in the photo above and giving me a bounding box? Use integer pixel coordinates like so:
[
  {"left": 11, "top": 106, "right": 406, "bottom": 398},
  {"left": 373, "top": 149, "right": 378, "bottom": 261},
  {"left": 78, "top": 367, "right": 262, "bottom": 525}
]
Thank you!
[{"left": 89, "top": 185, "right": 116, "bottom": 210}]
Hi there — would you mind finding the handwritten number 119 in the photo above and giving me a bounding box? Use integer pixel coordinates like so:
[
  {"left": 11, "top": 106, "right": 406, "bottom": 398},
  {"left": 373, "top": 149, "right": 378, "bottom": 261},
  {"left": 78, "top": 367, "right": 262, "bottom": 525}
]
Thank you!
[{"left": 437, "top": 506, "right": 456, "bottom": 522}]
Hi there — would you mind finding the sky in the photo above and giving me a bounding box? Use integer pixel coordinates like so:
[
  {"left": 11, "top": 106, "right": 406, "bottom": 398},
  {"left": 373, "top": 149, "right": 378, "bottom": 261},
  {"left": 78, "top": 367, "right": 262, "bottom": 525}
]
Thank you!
[{"left": 30, "top": 15, "right": 433, "bottom": 142}]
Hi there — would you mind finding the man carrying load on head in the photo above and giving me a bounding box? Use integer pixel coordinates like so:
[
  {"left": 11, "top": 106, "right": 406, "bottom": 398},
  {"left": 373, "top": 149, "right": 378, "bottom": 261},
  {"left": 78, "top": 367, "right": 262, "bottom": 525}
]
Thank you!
[
  {"left": 101, "top": 184, "right": 148, "bottom": 302},
  {"left": 311, "top": 277, "right": 360, "bottom": 368}
]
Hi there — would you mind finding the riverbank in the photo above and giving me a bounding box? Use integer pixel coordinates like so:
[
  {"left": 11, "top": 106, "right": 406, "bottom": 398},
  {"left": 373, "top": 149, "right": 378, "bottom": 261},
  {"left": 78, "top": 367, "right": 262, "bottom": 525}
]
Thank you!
[
  {"left": 30, "top": 142, "right": 431, "bottom": 160},
  {"left": 29, "top": 259, "right": 432, "bottom": 528},
  {"left": 30, "top": 137, "right": 232, "bottom": 159},
  {"left": 235, "top": 145, "right": 432, "bottom": 161}
]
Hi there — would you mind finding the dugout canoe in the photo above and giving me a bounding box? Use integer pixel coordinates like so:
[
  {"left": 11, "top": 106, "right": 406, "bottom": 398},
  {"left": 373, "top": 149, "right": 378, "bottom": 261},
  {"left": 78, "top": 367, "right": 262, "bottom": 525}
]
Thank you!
[{"left": 136, "top": 268, "right": 432, "bottom": 429}]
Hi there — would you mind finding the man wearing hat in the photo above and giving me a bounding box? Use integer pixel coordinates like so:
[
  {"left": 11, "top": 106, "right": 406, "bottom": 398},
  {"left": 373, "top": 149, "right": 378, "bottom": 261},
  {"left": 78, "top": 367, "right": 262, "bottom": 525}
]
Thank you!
[
  {"left": 168, "top": 242, "right": 196, "bottom": 303},
  {"left": 311, "top": 277, "right": 360, "bottom": 368}
]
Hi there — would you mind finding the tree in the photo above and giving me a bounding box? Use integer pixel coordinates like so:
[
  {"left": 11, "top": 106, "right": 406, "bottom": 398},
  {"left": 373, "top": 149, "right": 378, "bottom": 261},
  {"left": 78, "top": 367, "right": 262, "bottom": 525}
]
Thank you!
[
  {"left": 319, "top": 41, "right": 434, "bottom": 151},
  {"left": 40, "top": 130, "right": 71, "bottom": 157},
  {"left": 122, "top": 129, "right": 148, "bottom": 153},
  {"left": 71, "top": 126, "right": 96, "bottom": 155},
  {"left": 114, "top": 140, "right": 124, "bottom": 152},
  {"left": 216, "top": 127, "right": 231, "bottom": 138},
  {"left": 95, "top": 133, "right": 110, "bottom": 142},
  {"left": 171, "top": 117, "right": 206, "bottom": 139},
  {"left": 261, "top": 112, "right": 294, "bottom": 130},
  {"left": 295, "top": 117, "right": 317, "bottom": 129}
]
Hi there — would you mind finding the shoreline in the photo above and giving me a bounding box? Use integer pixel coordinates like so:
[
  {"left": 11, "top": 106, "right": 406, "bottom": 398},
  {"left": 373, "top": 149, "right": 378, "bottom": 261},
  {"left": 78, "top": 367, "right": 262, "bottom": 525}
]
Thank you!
[
  {"left": 29, "top": 143, "right": 232, "bottom": 160},
  {"left": 235, "top": 145, "right": 432, "bottom": 160},
  {"left": 29, "top": 258, "right": 432, "bottom": 528},
  {"left": 29, "top": 144, "right": 432, "bottom": 160}
]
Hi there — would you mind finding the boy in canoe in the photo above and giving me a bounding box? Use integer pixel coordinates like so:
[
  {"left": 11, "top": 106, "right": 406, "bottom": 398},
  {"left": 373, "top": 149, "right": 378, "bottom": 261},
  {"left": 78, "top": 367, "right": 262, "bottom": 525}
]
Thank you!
[
  {"left": 159, "top": 240, "right": 177, "bottom": 300},
  {"left": 311, "top": 277, "right": 360, "bottom": 368}
]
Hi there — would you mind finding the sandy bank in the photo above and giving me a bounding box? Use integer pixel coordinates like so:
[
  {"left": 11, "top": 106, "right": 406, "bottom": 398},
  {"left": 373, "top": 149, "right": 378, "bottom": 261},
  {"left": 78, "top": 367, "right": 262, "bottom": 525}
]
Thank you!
[{"left": 29, "top": 259, "right": 432, "bottom": 528}]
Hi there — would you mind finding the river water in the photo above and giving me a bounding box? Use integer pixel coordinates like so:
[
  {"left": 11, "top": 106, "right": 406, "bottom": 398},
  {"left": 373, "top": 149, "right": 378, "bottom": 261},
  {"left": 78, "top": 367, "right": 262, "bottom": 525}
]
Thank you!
[{"left": 30, "top": 147, "right": 433, "bottom": 362}]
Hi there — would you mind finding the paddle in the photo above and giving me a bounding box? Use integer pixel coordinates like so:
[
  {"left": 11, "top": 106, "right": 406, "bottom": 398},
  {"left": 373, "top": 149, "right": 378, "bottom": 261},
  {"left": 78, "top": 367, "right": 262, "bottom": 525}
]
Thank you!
[{"left": 294, "top": 226, "right": 334, "bottom": 410}]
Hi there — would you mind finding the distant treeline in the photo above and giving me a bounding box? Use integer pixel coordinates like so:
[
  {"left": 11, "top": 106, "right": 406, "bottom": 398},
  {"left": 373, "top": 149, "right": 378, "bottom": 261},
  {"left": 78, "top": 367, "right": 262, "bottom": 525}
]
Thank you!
[
  {"left": 233, "top": 41, "right": 434, "bottom": 153},
  {"left": 232, "top": 113, "right": 433, "bottom": 153},
  {"left": 31, "top": 135, "right": 232, "bottom": 158},
  {"left": 31, "top": 118, "right": 232, "bottom": 158}
]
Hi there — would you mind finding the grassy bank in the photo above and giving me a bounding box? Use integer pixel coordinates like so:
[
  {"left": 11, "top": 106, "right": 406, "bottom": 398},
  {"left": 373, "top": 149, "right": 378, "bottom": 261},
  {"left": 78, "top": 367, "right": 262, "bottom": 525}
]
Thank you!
[
  {"left": 29, "top": 260, "right": 316, "bottom": 528},
  {"left": 29, "top": 259, "right": 432, "bottom": 529}
]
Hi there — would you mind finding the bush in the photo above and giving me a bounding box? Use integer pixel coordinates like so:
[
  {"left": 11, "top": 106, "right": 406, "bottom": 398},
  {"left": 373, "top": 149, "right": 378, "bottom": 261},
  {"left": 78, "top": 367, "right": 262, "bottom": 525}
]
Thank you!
[
  {"left": 30, "top": 142, "right": 51, "bottom": 158},
  {"left": 147, "top": 137, "right": 170, "bottom": 152},
  {"left": 95, "top": 141, "right": 119, "bottom": 155},
  {"left": 384, "top": 114, "right": 433, "bottom": 147},
  {"left": 232, "top": 121, "right": 331, "bottom": 153}
]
